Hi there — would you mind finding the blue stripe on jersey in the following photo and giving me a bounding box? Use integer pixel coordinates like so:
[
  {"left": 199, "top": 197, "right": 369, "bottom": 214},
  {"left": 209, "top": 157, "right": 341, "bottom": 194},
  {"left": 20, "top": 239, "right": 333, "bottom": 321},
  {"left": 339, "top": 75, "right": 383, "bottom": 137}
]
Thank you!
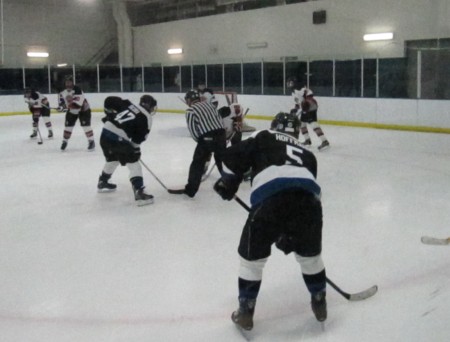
[{"left": 250, "top": 178, "right": 321, "bottom": 207}]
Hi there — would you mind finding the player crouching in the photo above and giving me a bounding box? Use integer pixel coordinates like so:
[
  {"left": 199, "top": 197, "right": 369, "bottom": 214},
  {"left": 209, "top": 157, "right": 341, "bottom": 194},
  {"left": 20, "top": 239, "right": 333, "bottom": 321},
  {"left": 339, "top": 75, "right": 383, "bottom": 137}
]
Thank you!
[
  {"left": 214, "top": 111, "right": 327, "bottom": 330},
  {"left": 97, "top": 95, "right": 157, "bottom": 206}
]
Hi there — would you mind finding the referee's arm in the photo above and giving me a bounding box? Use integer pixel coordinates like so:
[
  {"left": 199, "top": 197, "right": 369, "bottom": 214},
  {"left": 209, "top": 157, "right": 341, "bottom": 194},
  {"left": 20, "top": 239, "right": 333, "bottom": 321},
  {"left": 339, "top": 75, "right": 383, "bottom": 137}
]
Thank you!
[{"left": 186, "top": 109, "right": 200, "bottom": 141}]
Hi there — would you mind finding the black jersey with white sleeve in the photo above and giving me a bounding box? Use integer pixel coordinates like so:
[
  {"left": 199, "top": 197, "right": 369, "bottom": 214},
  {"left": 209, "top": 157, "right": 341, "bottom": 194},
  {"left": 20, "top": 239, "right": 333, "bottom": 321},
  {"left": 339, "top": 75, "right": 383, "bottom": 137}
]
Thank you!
[
  {"left": 221, "top": 129, "right": 320, "bottom": 206},
  {"left": 102, "top": 100, "right": 153, "bottom": 146}
]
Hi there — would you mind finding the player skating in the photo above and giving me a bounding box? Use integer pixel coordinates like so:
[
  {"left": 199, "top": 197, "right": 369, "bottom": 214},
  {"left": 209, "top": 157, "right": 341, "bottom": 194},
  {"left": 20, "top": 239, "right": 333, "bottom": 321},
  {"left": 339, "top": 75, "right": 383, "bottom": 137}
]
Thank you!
[
  {"left": 287, "top": 77, "right": 330, "bottom": 151},
  {"left": 24, "top": 87, "right": 53, "bottom": 139},
  {"left": 214, "top": 112, "right": 327, "bottom": 331},
  {"left": 58, "top": 76, "right": 95, "bottom": 151},
  {"left": 97, "top": 95, "right": 157, "bottom": 206}
]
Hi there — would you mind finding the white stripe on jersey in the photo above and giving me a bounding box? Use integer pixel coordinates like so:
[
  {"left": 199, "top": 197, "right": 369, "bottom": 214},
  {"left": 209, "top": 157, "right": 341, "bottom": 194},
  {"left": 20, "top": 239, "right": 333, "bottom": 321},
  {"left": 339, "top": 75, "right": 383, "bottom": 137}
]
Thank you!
[
  {"left": 103, "top": 121, "right": 140, "bottom": 147},
  {"left": 250, "top": 164, "right": 321, "bottom": 206},
  {"left": 186, "top": 101, "right": 223, "bottom": 140}
]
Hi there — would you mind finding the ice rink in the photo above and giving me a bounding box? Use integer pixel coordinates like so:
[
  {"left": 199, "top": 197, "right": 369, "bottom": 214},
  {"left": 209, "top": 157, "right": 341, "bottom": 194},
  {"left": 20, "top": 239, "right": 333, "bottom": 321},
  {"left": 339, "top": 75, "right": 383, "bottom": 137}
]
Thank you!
[{"left": 1, "top": 110, "right": 449, "bottom": 342}]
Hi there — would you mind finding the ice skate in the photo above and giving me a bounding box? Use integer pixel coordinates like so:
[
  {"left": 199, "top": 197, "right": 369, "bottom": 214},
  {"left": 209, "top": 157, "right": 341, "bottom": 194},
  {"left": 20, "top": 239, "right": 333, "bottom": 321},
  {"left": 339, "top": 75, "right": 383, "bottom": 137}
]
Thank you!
[
  {"left": 87, "top": 140, "right": 95, "bottom": 151},
  {"left": 48, "top": 130, "right": 53, "bottom": 138},
  {"left": 311, "top": 291, "right": 327, "bottom": 322},
  {"left": 167, "top": 188, "right": 195, "bottom": 198},
  {"left": 97, "top": 179, "right": 117, "bottom": 193},
  {"left": 134, "top": 187, "right": 154, "bottom": 206},
  {"left": 231, "top": 298, "right": 256, "bottom": 331},
  {"left": 60, "top": 141, "right": 68, "bottom": 151},
  {"left": 301, "top": 138, "right": 312, "bottom": 146},
  {"left": 317, "top": 140, "right": 330, "bottom": 151},
  {"left": 30, "top": 131, "right": 37, "bottom": 138}
]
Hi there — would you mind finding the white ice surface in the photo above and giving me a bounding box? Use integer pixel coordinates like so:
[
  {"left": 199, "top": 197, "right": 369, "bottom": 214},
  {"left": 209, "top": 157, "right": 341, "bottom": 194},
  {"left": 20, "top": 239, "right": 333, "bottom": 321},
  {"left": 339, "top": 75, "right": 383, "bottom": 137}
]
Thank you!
[{"left": 1, "top": 112, "right": 450, "bottom": 342}]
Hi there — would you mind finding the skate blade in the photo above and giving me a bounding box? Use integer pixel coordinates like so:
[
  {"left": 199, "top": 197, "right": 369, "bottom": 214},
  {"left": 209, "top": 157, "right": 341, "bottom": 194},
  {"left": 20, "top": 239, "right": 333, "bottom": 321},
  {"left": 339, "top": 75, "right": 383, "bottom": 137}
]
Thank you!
[
  {"left": 136, "top": 198, "right": 154, "bottom": 206},
  {"left": 234, "top": 324, "right": 253, "bottom": 341},
  {"left": 97, "top": 188, "right": 117, "bottom": 193}
]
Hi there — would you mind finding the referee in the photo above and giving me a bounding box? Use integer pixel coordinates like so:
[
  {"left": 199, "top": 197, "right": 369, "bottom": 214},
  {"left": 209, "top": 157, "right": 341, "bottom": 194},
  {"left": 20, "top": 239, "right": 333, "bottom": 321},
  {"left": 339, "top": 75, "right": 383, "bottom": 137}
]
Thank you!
[{"left": 169, "top": 89, "right": 226, "bottom": 198}]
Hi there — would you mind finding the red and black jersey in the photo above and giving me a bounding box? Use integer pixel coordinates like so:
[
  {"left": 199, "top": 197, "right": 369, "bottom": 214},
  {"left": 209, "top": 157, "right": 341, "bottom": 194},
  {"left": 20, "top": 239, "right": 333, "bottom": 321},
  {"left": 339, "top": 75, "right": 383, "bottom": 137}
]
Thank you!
[{"left": 58, "top": 86, "right": 90, "bottom": 114}]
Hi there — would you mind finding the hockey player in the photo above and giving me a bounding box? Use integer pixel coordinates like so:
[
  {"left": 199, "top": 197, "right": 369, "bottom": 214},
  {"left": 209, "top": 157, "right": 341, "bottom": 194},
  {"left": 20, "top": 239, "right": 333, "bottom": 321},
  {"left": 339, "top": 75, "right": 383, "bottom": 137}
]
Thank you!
[
  {"left": 199, "top": 88, "right": 243, "bottom": 145},
  {"left": 213, "top": 111, "right": 327, "bottom": 330},
  {"left": 24, "top": 87, "right": 53, "bottom": 138},
  {"left": 168, "top": 89, "right": 226, "bottom": 198},
  {"left": 199, "top": 98, "right": 244, "bottom": 179},
  {"left": 287, "top": 77, "right": 330, "bottom": 151},
  {"left": 58, "top": 76, "right": 95, "bottom": 151},
  {"left": 218, "top": 104, "right": 244, "bottom": 145},
  {"left": 97, "top": 95, "right": 157, "bottom": 206}
]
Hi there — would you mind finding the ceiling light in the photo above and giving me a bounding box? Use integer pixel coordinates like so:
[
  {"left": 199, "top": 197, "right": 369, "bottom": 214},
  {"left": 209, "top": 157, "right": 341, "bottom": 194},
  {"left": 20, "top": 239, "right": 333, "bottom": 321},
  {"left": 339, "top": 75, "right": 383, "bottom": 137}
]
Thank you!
[
  {"left": 246, "top": 42, "right": 268, "bottom": 49},
  {"left": 27, "top": 52, "right": 49, "bottom": 58},
  {"left": 363, "top": 33, "right": 394, "bottom": 41},
  {"left": 168, "top": 48, "right": 183, "bottom": 55},
  {"left": 57, "top": 63, "right": 68, "bottom": 67}
]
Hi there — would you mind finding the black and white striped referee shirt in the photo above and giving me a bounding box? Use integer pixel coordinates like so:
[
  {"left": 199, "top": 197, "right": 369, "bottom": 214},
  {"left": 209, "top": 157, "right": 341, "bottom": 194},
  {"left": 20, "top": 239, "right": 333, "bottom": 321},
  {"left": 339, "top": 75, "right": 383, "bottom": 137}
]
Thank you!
[{"left": 185, "top": 101, "right": 224, "bottom": 141}]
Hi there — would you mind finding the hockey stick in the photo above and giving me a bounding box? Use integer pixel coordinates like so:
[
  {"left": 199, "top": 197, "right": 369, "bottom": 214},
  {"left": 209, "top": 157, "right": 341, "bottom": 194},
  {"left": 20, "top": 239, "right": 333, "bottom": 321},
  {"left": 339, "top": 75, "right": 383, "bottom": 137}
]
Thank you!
[
  {"left": 41, "top": 103, "right": 63, "bottom": 111},
  {"left": 139, "top": 159, "right": 169, "bottom": 192},
  {"left": 36, "top": 126, "right": 43, "bottom": 145},
  {"left": 325, "top": 277, "right": 378, "bottom": 301},
  {"left": 201, "top": 130, "right": 239, "bottom": 183},
  {"left": 201, "top": 162, "right": 216, "bottom": 182},
  {"left": 421, "top": 236, "right": 450, "bottom": 245},
  {"left": 232, "top": 194, "right": 378, "bottom": 301}
]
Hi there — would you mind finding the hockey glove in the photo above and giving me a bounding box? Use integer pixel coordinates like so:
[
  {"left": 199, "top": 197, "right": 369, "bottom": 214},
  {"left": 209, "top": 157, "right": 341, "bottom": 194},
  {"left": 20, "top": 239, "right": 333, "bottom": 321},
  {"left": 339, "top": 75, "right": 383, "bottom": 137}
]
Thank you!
[{"left": 214, "top": 175, "right": 240, "bottom": 201}]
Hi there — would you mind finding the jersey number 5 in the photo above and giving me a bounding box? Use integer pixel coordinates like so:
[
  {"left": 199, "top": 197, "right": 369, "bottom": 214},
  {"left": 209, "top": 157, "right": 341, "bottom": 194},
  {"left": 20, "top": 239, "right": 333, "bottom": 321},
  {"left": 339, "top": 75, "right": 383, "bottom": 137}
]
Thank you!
[{"left": 286, "top": 145, "right": 303, "bottom": 166}]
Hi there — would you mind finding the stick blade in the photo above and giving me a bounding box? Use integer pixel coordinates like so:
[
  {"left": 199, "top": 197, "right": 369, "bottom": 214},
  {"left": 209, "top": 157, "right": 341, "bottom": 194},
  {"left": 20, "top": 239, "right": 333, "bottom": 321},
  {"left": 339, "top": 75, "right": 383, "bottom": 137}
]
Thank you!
[
  {"left": 348, "top": 285, "right": 378, "bottom": 302},
  {"left": 421, "top": 236, "right": 450, "bottom": 245}
]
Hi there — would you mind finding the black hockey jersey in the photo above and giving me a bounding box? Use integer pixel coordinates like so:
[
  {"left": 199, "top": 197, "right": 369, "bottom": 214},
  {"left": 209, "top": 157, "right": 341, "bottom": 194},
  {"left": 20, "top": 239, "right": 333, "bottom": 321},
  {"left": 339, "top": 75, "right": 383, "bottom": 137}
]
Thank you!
[
  {"left": 102, "top": 100, "right": 153, "bottom": 145},
  {"left": 221, "top": 130, "right": 321, "bottom": 206}
]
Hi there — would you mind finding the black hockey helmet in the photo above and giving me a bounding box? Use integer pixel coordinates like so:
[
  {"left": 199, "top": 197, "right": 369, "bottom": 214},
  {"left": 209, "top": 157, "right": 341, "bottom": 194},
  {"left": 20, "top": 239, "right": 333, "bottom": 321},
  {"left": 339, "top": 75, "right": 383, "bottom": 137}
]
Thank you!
[
  {"left": 64, "top": 75, "right": 74, "bottom": 89},
  {"left": 104, "top": 96, "right": 123, "bottom": 115},
  {"left": 184, "top": 89, "right": 200, "bottom": 103},
  {"left": 271, "top": 112, "right": 300, "bottom": 138},
  {"left": 140, "top": 94, "right": 157, "bottom": 114}
]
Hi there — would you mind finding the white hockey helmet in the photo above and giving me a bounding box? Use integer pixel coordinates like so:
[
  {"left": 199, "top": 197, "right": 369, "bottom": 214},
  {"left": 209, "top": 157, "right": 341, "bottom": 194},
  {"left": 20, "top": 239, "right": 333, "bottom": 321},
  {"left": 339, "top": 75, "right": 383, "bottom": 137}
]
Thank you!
[{"left": 201, "top": 91, "right": 219, "bottom": 108}]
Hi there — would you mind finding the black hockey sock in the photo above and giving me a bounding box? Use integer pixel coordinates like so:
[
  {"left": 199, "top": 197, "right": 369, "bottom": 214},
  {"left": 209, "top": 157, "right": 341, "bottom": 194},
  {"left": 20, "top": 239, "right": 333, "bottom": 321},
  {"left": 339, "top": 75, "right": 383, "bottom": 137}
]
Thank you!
[
  {"left": 99, "top": 172, "right": 112, "bottom": 182},
  {"left": 303, "top": 269, "right": 326, "bottom": 295},
  {"left": 238, "top": 278, "right": 262, "bottom": 301},
  {"left": 130, "top": 176, "right": 144, "bottom": 190}
]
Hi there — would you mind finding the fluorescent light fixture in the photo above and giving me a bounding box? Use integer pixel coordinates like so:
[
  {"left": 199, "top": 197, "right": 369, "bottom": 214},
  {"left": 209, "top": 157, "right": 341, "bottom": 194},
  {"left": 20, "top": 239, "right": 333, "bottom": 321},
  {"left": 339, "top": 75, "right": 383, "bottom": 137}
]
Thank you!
[
  {"left": 168, "top": 48, "right": 183, "bottom": 55},
  {"left": 57, "top": 63, "right": 68, "bottom": 67},
  {"left": 363, "top": 32, "right": 394, "bottom": 41},
  {"left": 246, "top": 42, "right": 268, "bottom": 49},
  {"left": 27, "top": 51, "right": 49, "bottom": 58}
]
